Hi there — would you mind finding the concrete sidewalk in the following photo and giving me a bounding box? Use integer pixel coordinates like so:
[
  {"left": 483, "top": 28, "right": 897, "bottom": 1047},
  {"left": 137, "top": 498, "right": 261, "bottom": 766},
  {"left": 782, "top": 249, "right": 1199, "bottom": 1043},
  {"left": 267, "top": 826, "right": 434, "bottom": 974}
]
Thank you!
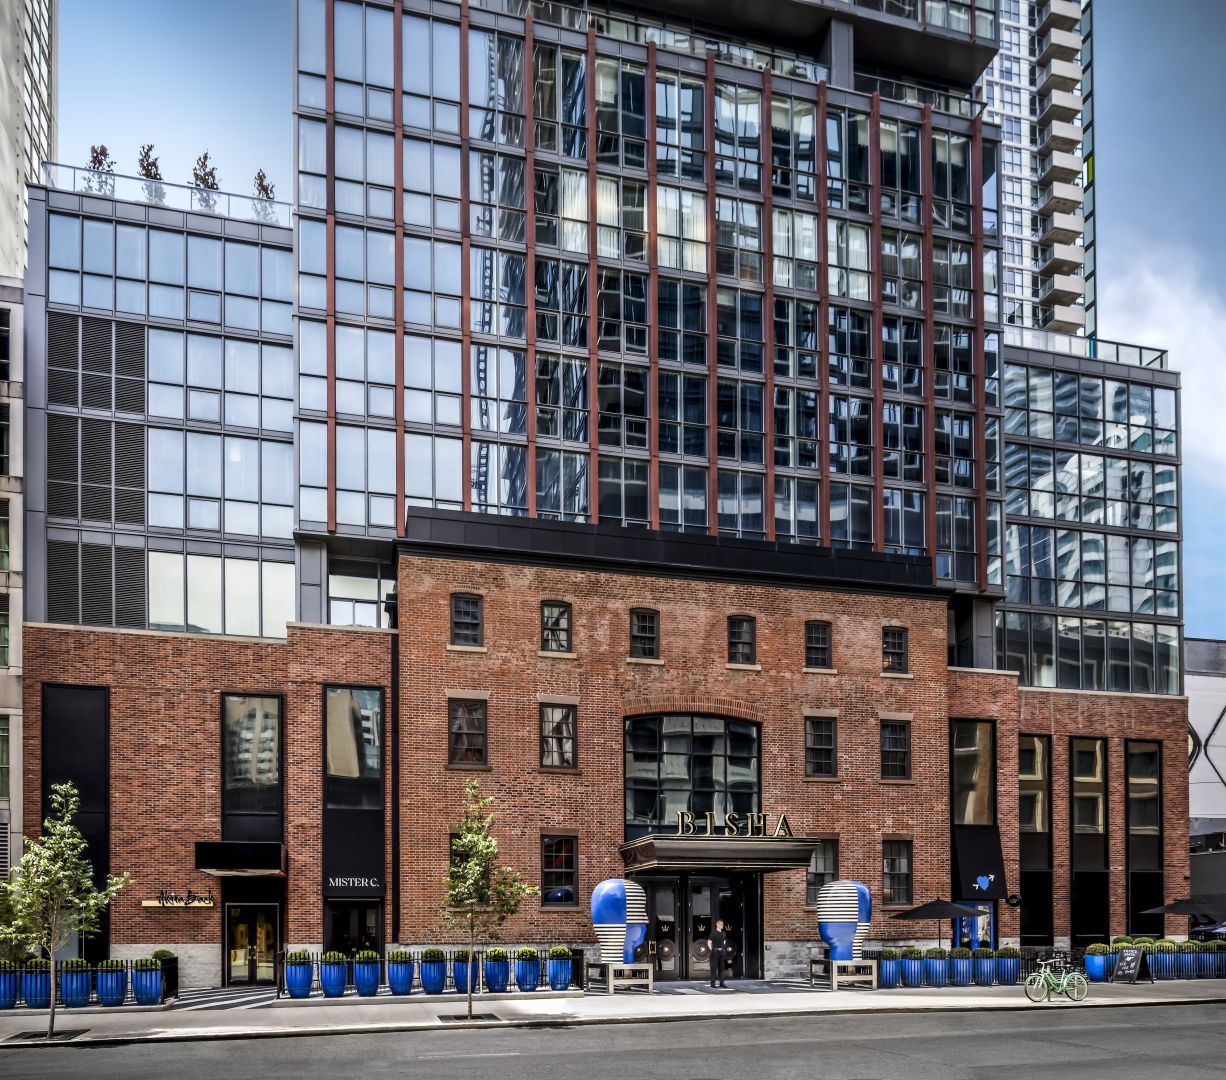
[{"left": 3, "top": 978, "right": 1225, "bottom": 1048}]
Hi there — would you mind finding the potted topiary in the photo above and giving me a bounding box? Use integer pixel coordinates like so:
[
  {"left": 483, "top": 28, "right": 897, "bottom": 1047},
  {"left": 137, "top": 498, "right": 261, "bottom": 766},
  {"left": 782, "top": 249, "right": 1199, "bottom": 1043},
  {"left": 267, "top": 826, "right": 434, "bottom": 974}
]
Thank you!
[
  {"left": 972, "top": 947, "right": 996, "bottom": 986},
  {"left": 96, "top": 959, "right": 127, "bottom": 1007},
  {"left": 948, "top": 947, "right": 972, "bottom": 986},
  {"left": 547, "top": 946, "right": 573, "bottom": 990},
  {"left": 1177, "top": 940, "right": 1199, "bottom": 980},
  {"left": 1111, "top": 935, "right": 1133, "bottom": 946},
  {"left": 132, "top": 956, "right": 162, "bottom": 1005},
  {"left": 420, "top": 947, "right": 447, "bottom": 994},
  {"left": 387, "top": 949, "right": 414, "bottom": 995},
  {"left": 0, "top": 960, "right": 19, "bottom": 1010},
  {"left": 996, "top": 945, "right": 1021, "bottom": 985},
  {"left": 60, "top": 958, "right": 91, "bottom": 1008},
  {"left": 515, "top": 946, "right": 541, "bottom": 991},
  {"left": 484, "top": 947, "right": 510, "bottom": 993},
  {"left": 1084, "top": 942, "right": 1110, "bottom": 982},
  {"left": 453, "top": 948, "right": 478, "bottom": 994},
  {"left": 284, "top": 950, "right": 313, "bottom": 999},
  {"left": 354, "top": 949, "right": 381, "bottom": 997},
  {"left": 879, "top": 948, "right": 900, "bottom": 989},
  {"left": 924, "top": 947, "right": 948, "bottom": 987},
  {"left": 319, "top": 951, "right": 348, "bottom": 997},
  {"left": 22, "top": 958, "right": 50, "bottom": 1009},
  {"left": 1151, "top": 940, "right": 1177, "bottom": 980},
  {"left": 900, "top": 946, "right": 924, "bottom": 988}
]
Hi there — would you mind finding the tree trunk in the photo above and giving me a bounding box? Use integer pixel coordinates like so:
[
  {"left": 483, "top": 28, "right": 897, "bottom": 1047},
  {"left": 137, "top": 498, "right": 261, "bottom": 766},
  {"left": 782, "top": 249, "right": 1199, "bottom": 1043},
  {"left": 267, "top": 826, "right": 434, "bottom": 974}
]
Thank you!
[{"left": 47, "top": 950, "right": 56, "bottom": 1040}]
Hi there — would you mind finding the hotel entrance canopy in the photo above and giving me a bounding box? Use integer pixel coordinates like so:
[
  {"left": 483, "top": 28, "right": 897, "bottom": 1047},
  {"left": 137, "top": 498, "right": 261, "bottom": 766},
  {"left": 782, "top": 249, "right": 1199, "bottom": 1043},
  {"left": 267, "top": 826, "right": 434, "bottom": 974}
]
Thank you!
[
  {"left": 621, "top": 835, "right": 822, "bottom": 873},
  {"left": 195, "top": 841, "right": 287, "bottom": 877}
]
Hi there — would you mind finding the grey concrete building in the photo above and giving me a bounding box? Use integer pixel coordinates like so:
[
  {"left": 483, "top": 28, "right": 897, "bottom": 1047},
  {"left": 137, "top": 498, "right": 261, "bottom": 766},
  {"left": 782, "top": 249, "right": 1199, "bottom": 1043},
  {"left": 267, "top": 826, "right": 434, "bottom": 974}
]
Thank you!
[
  {"left": 0, "top": 275, "right": 23, "bottom": 873},
  {"left": 1189, "top": 638, "right": 1226, "bottom": 895}
]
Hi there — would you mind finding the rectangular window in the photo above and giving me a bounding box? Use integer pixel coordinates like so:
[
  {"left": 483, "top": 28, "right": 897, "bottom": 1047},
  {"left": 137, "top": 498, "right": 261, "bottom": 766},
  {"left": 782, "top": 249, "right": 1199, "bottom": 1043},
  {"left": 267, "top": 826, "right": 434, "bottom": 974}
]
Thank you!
[
  {"left": 448, "top": 699, "right": 487, "bottom": 765},
  {"left": 805, "top": 620, "right": 831, "bottom": 669},
  {"left": 804, "top": 716, "right": 836, "bottom": 778},
  {"left": 541, "top": 835, "right": 578, "bottom": 906},
  {"left": 881, "top": 720, "right": 911, "bottom": 779},
  {"left": 883, "top": 626, "right": 909, "bottom": 673},
  {"left": 222, "top": 695, "right": 281, "bottom": 816},
  {"left": 630, "top": 608, "right": 658, "bottom": 659},
  {"left": 806, "top": 839, "right": 838, "bottom": 906},
  {"left": 540, "top": 601, "right": 573, "bottom": 652},
  {"left": 0, "top": 308, "right": 9, "bottom": 380},
  {"left": 325, "top": 687, "right": 383, "bottom": 808},
  {"left": 883, "top": 839, "right": 913, "bottom": 905},
  {"left": 728, "top": 616, "right": 756, "bottom": 665},
  {"left": 0, "top": 404, "right": 9, "bottom": 476},
  {"left": 450, "top": 593, "right": 483, "bottom": 646},
  {"left": 951, "top": 720, "right": 995, "bottom": 825},
  {"left": 540, "top": 703, "right": 577, "bottom": 769}
]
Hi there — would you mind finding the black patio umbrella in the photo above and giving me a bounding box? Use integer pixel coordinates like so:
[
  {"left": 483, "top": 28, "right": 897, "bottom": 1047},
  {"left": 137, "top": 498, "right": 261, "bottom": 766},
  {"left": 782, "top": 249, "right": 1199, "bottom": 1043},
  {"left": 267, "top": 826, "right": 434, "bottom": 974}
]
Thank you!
[
  {"left": 890, "top": 900, "right": 985, "bottom": 948},
  {"left": 1141, "top": 898, "right": 1222, "bottom": 919}
]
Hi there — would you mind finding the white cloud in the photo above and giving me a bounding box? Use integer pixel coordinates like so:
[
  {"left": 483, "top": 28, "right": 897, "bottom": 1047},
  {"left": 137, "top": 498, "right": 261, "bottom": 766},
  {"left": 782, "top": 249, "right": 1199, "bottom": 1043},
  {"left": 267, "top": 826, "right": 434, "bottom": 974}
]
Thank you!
[{"left": 1098, "top": 247, "right": 1226, "bottom": 491}]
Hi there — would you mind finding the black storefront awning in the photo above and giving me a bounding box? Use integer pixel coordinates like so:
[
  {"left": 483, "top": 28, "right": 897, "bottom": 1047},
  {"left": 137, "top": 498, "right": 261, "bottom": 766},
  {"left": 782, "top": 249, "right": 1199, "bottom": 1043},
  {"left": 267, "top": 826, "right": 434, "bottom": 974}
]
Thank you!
[
  {"left": 621, "top": 835, "right": 821, "bottom": 873},
  {"left": 195, "top": 841, "right": 286, "bottom": 877},
  {"left": 952, "top": 825, "right": 1008, "bottom": 901}
]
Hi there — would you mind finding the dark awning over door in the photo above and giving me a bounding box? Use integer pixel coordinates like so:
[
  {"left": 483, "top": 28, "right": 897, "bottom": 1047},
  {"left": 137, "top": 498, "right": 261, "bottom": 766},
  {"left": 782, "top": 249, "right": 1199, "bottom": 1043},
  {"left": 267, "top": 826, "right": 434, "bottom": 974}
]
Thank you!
[
  {"left": 952, "top": 825, "right": 1008, "bottom": 901},
  {"left": 195, "top": 841, "right": 286, "bottom": 877},
  {"left": 621, "top": 835, "right": 821, "bottom": 873}
]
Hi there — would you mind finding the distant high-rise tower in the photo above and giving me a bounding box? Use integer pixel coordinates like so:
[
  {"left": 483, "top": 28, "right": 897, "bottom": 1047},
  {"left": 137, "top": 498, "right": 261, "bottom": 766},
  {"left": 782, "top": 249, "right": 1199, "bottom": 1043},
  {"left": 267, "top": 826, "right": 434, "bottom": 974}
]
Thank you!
[
  {"left": 0, "top": 0, "right": 58, "bottom": 277},
  {"left": 977, "top": 0, "right": 1084, "bottom": 335}
]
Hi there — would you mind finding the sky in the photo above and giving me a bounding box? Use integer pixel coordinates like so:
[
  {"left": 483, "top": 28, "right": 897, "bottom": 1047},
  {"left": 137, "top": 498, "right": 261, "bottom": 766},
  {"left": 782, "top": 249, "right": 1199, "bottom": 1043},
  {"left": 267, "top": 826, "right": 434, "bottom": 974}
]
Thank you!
[{"left": 56, "top": 0, "right": 1226, "bottom": 637}]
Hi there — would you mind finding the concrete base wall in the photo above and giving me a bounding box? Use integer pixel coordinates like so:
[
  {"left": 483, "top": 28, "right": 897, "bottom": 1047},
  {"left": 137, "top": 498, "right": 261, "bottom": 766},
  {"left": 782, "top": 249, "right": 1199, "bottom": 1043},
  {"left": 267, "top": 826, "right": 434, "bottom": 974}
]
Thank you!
[{"left": 109, "top": 942, "right": 220, "bottom": 990}]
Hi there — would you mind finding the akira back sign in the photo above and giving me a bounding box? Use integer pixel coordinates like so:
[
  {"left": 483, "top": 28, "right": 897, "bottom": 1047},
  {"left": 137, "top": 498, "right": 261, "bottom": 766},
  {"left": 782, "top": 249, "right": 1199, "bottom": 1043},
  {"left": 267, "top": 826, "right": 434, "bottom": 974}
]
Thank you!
[{"left": 675, "top": 811, "right": 795, "bottom": 838}]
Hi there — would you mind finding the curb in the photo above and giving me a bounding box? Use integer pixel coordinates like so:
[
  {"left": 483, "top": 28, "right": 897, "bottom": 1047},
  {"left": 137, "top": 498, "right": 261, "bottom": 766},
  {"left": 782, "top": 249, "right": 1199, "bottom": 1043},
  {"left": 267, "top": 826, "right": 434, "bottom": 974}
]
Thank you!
[{"left": 4, "top": 992, "right": 1225, "bottom": 1050}]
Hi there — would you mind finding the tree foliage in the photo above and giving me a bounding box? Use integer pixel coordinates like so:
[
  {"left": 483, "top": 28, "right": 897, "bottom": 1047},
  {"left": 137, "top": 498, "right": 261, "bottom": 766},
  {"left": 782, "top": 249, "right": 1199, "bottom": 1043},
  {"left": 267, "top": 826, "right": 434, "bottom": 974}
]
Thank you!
[
  {"left": 83, "top": 145, "right": 115, "bottom": 195},
  {"left": 253, "top": 169, "right": 275, "bottom": 201},
  {"left": 0, "top": 783, "right": 129, "bottom": 1039},
  {"left": 191, "top": 151, "right": 220, "bottom": 210},
  {"left": 137, "top": 143, "right": 163, "bottom": 181}
]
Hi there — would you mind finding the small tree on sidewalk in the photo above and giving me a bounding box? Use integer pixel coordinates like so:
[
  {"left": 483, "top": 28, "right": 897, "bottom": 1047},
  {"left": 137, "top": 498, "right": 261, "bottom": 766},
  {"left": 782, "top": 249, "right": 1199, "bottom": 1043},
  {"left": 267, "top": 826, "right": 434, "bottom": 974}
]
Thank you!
[
  {"left": 0, "top": 783, "right": 130, "bottom": 1040},
  {"left": 443, "top": 780, "right": 537, "bottom": 1019}
]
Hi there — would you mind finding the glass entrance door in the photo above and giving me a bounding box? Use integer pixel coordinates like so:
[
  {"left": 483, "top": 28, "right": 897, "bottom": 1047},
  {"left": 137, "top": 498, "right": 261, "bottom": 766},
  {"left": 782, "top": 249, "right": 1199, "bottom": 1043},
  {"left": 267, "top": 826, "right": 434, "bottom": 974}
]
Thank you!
[
  {"left": 636, "top": 874, "right": 760, "bottom": 980},
  {"left": 226, "top": 905, "right": 278, "bottom": 985},
  {"left": 641, "top": 879, "right": 682, "bottom": 980}
]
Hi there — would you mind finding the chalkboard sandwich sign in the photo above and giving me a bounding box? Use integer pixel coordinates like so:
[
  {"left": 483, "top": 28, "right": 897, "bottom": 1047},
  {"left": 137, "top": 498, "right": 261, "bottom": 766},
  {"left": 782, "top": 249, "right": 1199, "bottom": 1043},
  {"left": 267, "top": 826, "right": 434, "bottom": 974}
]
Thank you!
[{"left": 1111, "top": 947, "right": 1154, "bottom": 983}]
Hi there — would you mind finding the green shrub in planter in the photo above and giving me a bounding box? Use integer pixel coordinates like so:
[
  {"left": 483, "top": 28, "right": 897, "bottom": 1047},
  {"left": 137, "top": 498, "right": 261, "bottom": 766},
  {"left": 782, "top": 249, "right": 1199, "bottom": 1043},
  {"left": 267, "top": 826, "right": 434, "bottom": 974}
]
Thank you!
[
  {"left": 387, "top": 950, "right": 415, "bottom": 995},
  {"left": 284, "top": 949, "right": 313, "bottom": 999},
  {"left": 132, "top": 957, "right": 162, "bottom": 1005},
  {"left": 483, "top": 947, "right": 510, "bottom": 993},
  {"left": 546, "top": 946, "right": 573, "bottom": 990},
  {"left": 971, "top": 947, "right": 996, "bottom": 986},
  {"left": 420, "top": 948, "right": 447, "bottom": 994},
  {"left": 879, "top": 948, "right": 900, "bottom": 989},
  {"left": 514, "top": 947, "right": 541, "bottom": 992},
  {"left": 150, "top": 949, "right": 177, "bottom": 961},
  {"left": 1084, "top": 942, "right": 1110, "bottom": 982},
  {"left": 995, "top": 945, "right": 1021, "bottom": 985},
  {"left": 319, "top": 951, "right": 348, "bottom": 998},
  {"left": 923, "top": 947, "right": 948, "bottom": 988},
  {"left": 1111, "top": 936, "right": 1133, "bottom": 946},
  {"left": 900, "top": 947, "right": 924, "bottom": 987},
  {"left": 1132, "top": 937, "right": 1155, "bottom": 947},
  {"left": 354, "top": 949, "right": 381, "bottom": 996},
  {"left": 96, "top": 959, "right": 127, "bottom": 1007}
]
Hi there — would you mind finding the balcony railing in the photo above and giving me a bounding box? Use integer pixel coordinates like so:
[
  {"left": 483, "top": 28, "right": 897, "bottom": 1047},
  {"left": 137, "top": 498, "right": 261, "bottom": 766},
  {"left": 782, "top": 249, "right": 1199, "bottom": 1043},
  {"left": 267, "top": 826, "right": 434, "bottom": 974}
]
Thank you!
[
  {"left": 854, "top": 72, "right": 983, "bottom": 118},
  {"left": 42, "top": 163, "right": 293, "bottom": 228},
  {"left": 1004, "top": 326, "right": 1168, "bottom": 370}
]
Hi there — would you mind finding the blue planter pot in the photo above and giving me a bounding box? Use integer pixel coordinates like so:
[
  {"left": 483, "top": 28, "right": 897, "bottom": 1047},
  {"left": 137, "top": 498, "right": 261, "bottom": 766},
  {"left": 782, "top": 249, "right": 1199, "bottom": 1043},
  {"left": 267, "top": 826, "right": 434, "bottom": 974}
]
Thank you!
[
  {"left": 61, "top": 970, "right": 91, "bottom": 1008},
  {"left": 996, "top": 957, "right": 1021, "bottom": 985},
  {"left": 879, "top": 959, "right": 899, "bottom": 988},
  {"left": 285, "top": 962, "right": 313, "bottom": 999},
  {"left": 1153, "top": 952, "right": 1175, "bottom": 980},
  {"left": 387, "top": 961, "right": 414, "bottom": 995},
  {"left": 900, "top": 959, "right": 924, "bottom": 987},
  {"left": 420, "top": 960, "right": 447, "bottom": 995},
  {"left": 132, "top": 968, "right": 162, "bottom": 1006},
  {"left": 453, "top": 959, "right": 479, "bottom": 994},
  {"left": 484, "top": 959, "right": 510, "bottom": 993},
  {"left": 1217, "top": 952, "right": 1226, "bottom": 978},
  {"left": 1198, "top": 951, "right": 1215, "bottom": 978},
  {"left": 22, "top": 971, "right": 50, "bottom": 1009},
  {"left": 547, "top": 958, "right": 572, "bottom": 991},
  {"left": 514, "top": 958, "right": 541, "bottom": 991},
  {"left": 1177, "top": 953, "right": 1197, "bottom": 979},
  {"left": 948, "top": 958, "right": 972, "bottom": 986},
  {"left": 0, "top": 971, "right": 18, "bottom": 1010},
  {"left": 354, "top": 961, "right": 381, "bottom": 997},
  {"left": 924, "top": 958, "right": 947, "bottom": 987},
  {"left": 96, "top": 969, "right": 127, "bottom": 1007},
  {"left": 1105, "top": 953, "right": 1118, "bottom": 980},
  {"left": 1084, "top": 954, "right": 1107, "bottom": 982},
  {"left": 319, "top": 962, "right": 347, "bottom": 998},
  {"left": 972, "top": 958, "right": 995, "bottom": 986}
]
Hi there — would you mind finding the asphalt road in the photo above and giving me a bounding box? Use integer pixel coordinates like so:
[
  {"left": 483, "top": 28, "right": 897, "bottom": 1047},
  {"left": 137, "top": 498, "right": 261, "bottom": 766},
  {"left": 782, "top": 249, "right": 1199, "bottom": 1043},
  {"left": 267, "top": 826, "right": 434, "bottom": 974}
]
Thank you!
[{"left": 3, "top": 1003, "right": 1225, "bottom": 1080}]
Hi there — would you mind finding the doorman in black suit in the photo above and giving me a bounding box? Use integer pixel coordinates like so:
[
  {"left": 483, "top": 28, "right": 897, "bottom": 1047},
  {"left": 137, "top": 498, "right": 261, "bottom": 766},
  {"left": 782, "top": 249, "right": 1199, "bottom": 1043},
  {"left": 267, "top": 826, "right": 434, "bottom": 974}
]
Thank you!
[{"left": 707, "top": 918, "right": 728, "bottom": 987}]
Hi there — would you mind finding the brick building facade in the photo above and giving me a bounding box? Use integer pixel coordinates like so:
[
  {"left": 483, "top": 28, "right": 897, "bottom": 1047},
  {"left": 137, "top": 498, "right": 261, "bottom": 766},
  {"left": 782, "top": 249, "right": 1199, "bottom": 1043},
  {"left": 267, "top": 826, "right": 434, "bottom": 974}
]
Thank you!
[{"left": 22, "top": 515, "right": 1188, "bottom": 986}]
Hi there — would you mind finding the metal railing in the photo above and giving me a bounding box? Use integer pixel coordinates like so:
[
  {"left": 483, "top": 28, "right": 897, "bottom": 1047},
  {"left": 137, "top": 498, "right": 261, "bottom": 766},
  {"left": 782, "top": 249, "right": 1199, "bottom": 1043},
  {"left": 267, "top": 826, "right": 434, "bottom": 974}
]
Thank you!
[
  {"left": 854, "top": 72, "right": 983, "bottom": 118},
  {"left": 1004, "top": 326, "right": 1169, "bottom": 370},
  {"left": 0, "top": 957, "right": 176, "bottom": 1009},
  {"left": 275, "top": 947, "right": 587, "bottom": 999},
  {"left": 42, "top": 163, "right": 292, "bottom": 228}
]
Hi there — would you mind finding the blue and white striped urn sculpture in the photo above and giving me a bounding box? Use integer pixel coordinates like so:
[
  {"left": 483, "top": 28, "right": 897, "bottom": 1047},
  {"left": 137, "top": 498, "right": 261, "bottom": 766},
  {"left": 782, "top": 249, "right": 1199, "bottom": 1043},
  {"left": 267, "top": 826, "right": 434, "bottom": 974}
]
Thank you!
[
  {"left": 815, "top": 879, "right": 872, "bottom": 961},
  {"left": 590, "top": 878, "right": 649, "bottom": 964}
]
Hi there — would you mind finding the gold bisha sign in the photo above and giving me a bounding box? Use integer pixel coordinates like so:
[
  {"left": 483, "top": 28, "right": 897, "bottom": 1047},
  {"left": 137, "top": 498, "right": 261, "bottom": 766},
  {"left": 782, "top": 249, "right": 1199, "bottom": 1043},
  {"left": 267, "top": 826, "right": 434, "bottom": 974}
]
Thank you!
[
  {"left": 675, "top": 811, "right": 794, "bottom": 838},
  {"left": 140, "top": 888, "right": 216, "bottom": 908}
]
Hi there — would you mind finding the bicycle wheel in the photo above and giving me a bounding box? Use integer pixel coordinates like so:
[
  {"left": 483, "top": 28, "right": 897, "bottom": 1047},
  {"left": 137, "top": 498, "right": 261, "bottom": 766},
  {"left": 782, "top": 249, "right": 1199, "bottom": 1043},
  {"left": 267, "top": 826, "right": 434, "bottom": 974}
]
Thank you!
[
  {"left": 1024, "top": 973, "right": 1049, "bottom": 1002},
  {"left": 1064, "top": 972, "right": 1089, "bottom": 1002}
]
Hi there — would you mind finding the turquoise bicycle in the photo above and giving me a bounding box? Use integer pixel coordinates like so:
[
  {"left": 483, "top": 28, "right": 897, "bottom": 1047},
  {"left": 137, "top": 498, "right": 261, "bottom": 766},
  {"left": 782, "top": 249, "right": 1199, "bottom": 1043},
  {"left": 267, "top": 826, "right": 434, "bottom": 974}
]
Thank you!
[{"left": 1023, "top": 958, "right": 1089, "bottom": 1002}]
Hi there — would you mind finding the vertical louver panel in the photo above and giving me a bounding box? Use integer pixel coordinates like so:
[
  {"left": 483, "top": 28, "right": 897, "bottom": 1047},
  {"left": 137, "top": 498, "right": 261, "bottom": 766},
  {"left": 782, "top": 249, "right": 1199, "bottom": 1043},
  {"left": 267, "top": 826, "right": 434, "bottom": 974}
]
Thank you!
[
  {"left": 46, "top": 415, "right": 79, "bottom": 519},
  {"left": 114, "top": 545, "right": 147, "bottom": 628},
  {"left": 114, "top": 322, "right": 145, "bottom": 378},
  {"left": 47, "top": 368, "right": 79, "bottom": 408},
  {"left": 81, "top": 371, "right": 113, "bottom": 411},
  {"left": 46, "top": 312, "right": 79, "bottom": 369},
  {"left": 80, "top": 419, "right": 111, "bottom": 485},
  {"left": 46, "top": 539, "right": 81, "bottom": 623},
  {"left": 80, "top": 486, "right": 113, "bottom": 522},
  {"left": 113, "top": 423, "right": 144, "bottom": 488},
  {"left": 80, "top": 317, "right": 112, "bottom": 373},
  {"left": 114, "top": 378, "right": 145, "bottom": 414},
  {"left": 80, "top": 543, "right": 113, "bottom": 626}
]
